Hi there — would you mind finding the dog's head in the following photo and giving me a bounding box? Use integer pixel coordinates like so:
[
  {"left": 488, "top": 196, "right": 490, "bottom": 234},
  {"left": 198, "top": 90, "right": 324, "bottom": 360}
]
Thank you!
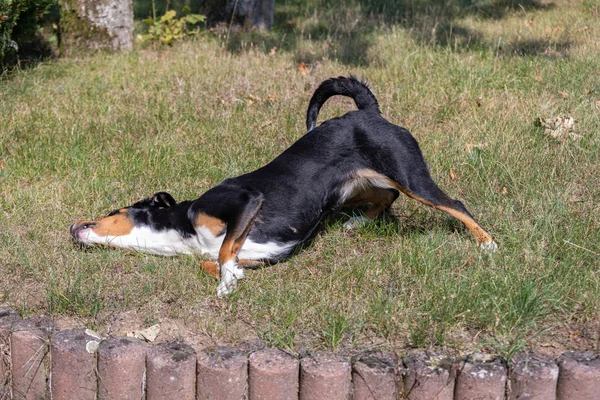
[{"left": 70, "top": 192, "right": 180, "bottom": 254}]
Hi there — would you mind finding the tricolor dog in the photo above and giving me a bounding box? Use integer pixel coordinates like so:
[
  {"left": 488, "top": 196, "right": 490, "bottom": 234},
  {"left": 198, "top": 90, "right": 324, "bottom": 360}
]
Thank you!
[{"left": 71, "top": 76, "right": 497, "bottom": 296}]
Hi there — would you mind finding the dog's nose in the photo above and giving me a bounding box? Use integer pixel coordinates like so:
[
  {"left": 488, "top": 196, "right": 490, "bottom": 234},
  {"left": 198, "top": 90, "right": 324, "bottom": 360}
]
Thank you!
[
  {"left": 70, "top": 221, "right": 94, "bottom": 240},
  {"left": 70, "top": 223, "right": 80, "bottom": 240}
]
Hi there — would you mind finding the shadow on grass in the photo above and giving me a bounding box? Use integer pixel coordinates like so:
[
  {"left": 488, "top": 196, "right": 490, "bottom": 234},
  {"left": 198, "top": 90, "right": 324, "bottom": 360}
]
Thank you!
[
  {"left": 223, "top": 0, "right": 564, "bottom": 66},
  {"left": 288, "top": 205, "right": 470, "bottom": 261}
]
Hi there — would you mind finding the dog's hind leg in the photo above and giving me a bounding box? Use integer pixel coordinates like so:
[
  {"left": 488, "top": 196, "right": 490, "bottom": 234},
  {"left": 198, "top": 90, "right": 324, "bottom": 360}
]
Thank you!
[
  {"left": 390, "top": 174, "right": 497, "bottom": 251},
  {"left": 380, "top": 157, "right": 498, "bottom": 252}
]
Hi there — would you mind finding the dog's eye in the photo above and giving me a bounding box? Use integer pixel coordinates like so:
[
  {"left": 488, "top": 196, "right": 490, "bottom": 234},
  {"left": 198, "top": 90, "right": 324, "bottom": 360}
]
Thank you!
[{"left": 82, "top": 223, "right": 90, "bottom": 229}]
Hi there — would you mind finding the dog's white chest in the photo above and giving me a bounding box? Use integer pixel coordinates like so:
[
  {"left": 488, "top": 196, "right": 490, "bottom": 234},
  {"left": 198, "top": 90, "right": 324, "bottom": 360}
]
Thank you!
[{"left": 193, "top": 226, "right": 225, "bottom": 258}]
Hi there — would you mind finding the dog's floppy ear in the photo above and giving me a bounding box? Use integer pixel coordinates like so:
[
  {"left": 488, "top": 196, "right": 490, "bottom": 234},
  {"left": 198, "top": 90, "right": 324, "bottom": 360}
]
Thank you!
[{"left": 150, "top": 192, "right": 177, "bottom": 208}]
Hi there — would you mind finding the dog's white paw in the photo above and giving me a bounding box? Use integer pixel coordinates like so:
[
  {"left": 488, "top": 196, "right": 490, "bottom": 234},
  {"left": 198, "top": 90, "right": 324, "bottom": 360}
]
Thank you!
[
  {"left": 233, "top": 265, "right": 245, "bottom": 279},
  {"left": 217, "top": 280, "right": 236, "bottom": 297},
  {"left": 479, "top": 240, "right": 498, "bottom": 253},
  {"left": 343, "top": 215, "right": 371, "bottom": 230},
  {"left": 217, "top": 260, "right": 244, "bottom": 297}
]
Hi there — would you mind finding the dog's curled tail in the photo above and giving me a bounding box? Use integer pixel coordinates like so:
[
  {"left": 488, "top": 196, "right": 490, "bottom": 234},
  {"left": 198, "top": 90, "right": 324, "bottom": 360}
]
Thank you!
[{"left": 306, "top": 75, "right": 381, "bottom": 131}]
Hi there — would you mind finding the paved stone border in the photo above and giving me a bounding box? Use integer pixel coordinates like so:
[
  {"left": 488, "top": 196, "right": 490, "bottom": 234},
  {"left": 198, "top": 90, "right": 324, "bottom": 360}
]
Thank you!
[{"left": 1, "top": 307, "right": 599, "bottom": 399}]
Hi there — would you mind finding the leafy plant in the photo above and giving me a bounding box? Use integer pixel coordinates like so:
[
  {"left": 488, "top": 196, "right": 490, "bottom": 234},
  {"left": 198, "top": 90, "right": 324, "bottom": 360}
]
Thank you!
[
  {"left": 142, "top": 6, "right": 205, "bottom": 46},
  {"left": 0, "top": 0, "right": 56, "bottom": 69}
]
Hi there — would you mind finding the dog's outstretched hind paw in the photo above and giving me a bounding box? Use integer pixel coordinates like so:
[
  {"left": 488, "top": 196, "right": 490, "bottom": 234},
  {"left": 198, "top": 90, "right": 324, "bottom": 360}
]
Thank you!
[{"left": 479, "top": 240, "right": 498, "bottom": 253}]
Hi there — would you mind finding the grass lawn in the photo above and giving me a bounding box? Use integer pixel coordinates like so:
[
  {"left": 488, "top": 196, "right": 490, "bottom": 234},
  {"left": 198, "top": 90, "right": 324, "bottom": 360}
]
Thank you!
[{"left": 1, "top": 0, "right": 599, "bottom": 358}]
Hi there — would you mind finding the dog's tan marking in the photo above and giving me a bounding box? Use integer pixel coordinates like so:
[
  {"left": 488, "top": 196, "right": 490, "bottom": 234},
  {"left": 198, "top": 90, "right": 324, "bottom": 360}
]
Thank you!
[
  {"left": 237, "top": 259, "right": 265, "bottom": 268},
  {"left": 363, "top": 189, "right": 397, "bottom": 219},
  {"left": 340, "top": 169, "right": 396, "bottom": 203},
  {"left": 218, "top": 233, "right": 254, "bottom": 264},
  {"left": 391, "top": 183, "right": 494, "bottom": 245},
  {"left": 219, "top": 237, "right": 236, "bottom": 265},
  {"left": 344, "top": 186, "right": 397, "bottom": 218},
  {"left": 194, "top": 213, "right": 226, "bottom": 236},
  {"left": 342, "top": 169, "right": 495, "bottom": 245},
  {"left": 217, "top": 196, "right": 264, "bottom": 266},
  {"left": 350, "top": 169, "right": 396, "bottom": 187},
  {"left": 435, "top": 205, "right": 494, "bottom": 245},
  {"left": 87, "top": 214, "right": 134, "bottom": 237},
  {"left": 200, "top": 258, "right": 266, "bottom": 280},
  {"left": 200, "top": 261, "right": 221, "bottom": 279},
  {"left": 353, "top": 169, "right": 391, "bottom": 180}
]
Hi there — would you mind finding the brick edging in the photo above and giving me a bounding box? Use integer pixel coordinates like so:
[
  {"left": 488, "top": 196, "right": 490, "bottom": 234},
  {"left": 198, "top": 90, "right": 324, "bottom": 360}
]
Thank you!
[{"left": 1, "top": 307, "right": 599, "bottom": 399}]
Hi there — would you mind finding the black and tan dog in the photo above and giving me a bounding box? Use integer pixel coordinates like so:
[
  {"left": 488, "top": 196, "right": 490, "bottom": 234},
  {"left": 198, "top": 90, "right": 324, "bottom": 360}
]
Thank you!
[{"left": 71, "top": 76, "right": 497, "bottom": 296}]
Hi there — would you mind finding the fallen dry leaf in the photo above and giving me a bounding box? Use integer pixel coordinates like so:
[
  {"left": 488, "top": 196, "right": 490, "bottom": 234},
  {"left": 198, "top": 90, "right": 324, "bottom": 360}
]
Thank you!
[
  {"left": 247, "top": 94, "right": 261, "bottom": 102},
  {"left": 450, "top": 168, "right": 457, "bottom": 181},
  {"left": 465, "top": 143, "right": 487, "bottom": 152},
  {"left": 297, "top": 62, "right": 308, "bottom": 75},
  {"left": 536, "top": 116, "right": 580, "bottom": 141},
  {"left": 525, "top": 18, "right": 534, "bottom": 29},
  {"left": 126, "top": 324, "right": 160, "bottom": 342},
  {"left": 558, "top": 91, "right": 569, "bottom": 99},
  {"left": 534, "top": 75, "right": 543, "bottom": 83},
  {"left": 595, "top": 100, "right": 600, "bottom": 109},
  {"left": 502, "top": 187, "right": 508, "bottom": 196}
]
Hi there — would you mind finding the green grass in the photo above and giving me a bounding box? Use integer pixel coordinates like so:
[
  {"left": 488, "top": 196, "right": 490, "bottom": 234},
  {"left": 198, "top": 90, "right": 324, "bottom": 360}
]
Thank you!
[{"left": 1, "top": 0, "right": 599, "bottom": 357}]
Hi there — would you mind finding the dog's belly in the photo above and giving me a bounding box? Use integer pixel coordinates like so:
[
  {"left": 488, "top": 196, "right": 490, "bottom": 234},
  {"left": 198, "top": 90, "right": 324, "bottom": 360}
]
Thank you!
[{"left": 237, "top": 239, "right": 297, "bottom": 261}]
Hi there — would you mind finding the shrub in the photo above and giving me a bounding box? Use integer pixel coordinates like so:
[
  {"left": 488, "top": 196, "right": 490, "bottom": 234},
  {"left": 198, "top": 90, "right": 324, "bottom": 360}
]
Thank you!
[
  {"left": 0, "top": 0, "right": 56, "bottom": 70},
  {"left": 141, "top": 6, "right": 206, "bottom": 46}
]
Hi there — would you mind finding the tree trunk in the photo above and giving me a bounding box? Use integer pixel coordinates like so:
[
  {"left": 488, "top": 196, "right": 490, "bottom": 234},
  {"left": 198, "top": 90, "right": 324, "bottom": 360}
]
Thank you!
[
  {"left": 206, "top": 0, "right": 275, "bottom": 30},
  {"left": 251, "top": 0, "right": 274, "bottom": 30},
  {"left": 59, "top": 0, "right": 133, "bottom": 56}
]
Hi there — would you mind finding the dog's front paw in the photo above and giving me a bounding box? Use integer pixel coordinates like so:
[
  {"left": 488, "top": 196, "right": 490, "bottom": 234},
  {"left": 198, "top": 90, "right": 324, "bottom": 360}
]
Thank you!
[
  {"left": 343, "top": 215, "right": 371, "bottom": 230},
  {"left": 479, "top": 240, "right": 498, "bottom": 253},
  {"left": 217, "top": 279, "right": 237, "bottom": 297},
  {"left": 217, "top": 260, "right": 245, "bottom": 297}
]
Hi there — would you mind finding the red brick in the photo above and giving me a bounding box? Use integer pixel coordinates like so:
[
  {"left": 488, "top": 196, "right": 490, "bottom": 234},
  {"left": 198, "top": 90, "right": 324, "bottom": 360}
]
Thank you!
[
  {"left": 403, "top": 350, "right": 455, "bottom": 400},
  {"left": 0, "top": 306, "right": 20, "bottom": 396},
  {"left": 97, "top": 336, "right": 146, "bottom": 400},
  {"left": 352, "top": 351, "right": 399, "bottom": 400},
  {"left": 197, "top": 346, "right": 248, "bottom": 400},
  {"left": 146, "top": 341, "right": 196, "bottom": 400},
  {"left": 249, "top": 348, "right": 299, "bottom": 400},
  {"left": 50, "top": 329, "right": 101, "bottom": 400},
  {"left": 11, "top": 317, "right": 54, "bottom": 400},
  {"left": 454, "top": 353, "right": 507, "bottom": 400},
  {"left": 557, "top": 351, "right": 600, "bottom": 400},
  {"left": 508, "top": 352, "right": 558, "bottom": 400},
  {"left": 300, "top": 352, "right": 351, "bottom": 400}
]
